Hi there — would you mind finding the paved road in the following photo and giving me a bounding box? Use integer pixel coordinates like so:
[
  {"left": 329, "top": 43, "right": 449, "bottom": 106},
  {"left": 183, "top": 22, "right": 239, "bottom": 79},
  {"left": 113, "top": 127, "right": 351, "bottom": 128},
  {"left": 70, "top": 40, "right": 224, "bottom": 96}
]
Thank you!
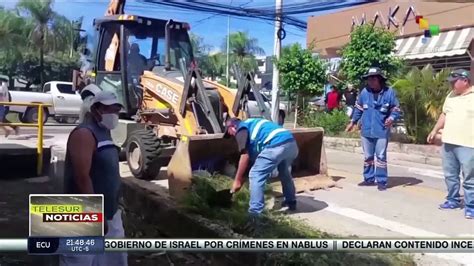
[
  {"left": 17, "top": 123, "right": 75, "bottom": 135},
  {"left": 289, "top": 148, "right": 474, "bottom": 265}
]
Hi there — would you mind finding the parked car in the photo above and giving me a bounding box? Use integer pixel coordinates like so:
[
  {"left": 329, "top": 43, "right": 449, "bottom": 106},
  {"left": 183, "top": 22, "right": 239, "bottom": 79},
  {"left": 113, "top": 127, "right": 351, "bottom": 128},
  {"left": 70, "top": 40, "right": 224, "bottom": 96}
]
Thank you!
[
  {"left": 247, "top": 92, "right": 287, "bottom": 125},
  {"left": 10, "top": 81, "right": 82, "bottom": 123},
  {"left": 308, "top": 95, "right": 326, "bottom": 111}
]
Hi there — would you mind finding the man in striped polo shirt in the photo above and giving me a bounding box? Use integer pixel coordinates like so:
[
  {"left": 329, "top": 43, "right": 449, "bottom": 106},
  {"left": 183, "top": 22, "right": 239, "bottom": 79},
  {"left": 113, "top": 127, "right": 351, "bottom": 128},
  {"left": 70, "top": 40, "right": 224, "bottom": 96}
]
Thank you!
[{"left": 224, "top": 117, "right": 298, "bottom": 216}]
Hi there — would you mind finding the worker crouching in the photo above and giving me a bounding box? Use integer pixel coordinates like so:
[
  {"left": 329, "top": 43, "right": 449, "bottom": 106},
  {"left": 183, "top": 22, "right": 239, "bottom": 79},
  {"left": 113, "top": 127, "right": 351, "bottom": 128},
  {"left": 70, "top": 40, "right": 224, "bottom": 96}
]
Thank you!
[{"left": 224, "top": 118, "right": 298, "bottom": 216}]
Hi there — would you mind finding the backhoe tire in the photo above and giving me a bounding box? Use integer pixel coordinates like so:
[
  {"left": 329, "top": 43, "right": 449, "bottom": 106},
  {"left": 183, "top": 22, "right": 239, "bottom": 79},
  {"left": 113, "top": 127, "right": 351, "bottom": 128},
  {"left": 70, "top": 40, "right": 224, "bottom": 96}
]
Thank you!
[{"left": 126, "top": 129, "right": 163, "bottom": 180}]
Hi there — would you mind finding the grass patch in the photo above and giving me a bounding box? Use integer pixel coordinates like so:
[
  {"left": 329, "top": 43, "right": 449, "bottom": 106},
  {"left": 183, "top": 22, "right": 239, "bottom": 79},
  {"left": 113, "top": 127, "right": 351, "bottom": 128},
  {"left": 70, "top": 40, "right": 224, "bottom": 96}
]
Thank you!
[{"left": 181, "top": 172, "right": 415, "bottom": 265}]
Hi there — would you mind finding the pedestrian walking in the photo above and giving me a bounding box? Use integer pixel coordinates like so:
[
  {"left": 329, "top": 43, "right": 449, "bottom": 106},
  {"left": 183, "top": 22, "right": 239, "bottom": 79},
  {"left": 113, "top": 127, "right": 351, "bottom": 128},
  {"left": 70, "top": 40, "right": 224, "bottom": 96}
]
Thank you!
[
  {"left": 343, "top": 83, "right": 357, "bottom": 118},
  {"left": 224, "top": 118, "right": 298, "bottom": 217},
  {"left": 427, "top": 69, "right": 474, "bottom": 219},
  {"left": 0, "top": 81, "right": 15, "bottom": 137},
  {"left": 61, "top": 90, "right": 127, "bottom": 266},
  {"left": 325, "top": 85, "right": 341, "bottom": 112},
  {"left": 345, "top": 67, "right": 401, "bottom": 191}
]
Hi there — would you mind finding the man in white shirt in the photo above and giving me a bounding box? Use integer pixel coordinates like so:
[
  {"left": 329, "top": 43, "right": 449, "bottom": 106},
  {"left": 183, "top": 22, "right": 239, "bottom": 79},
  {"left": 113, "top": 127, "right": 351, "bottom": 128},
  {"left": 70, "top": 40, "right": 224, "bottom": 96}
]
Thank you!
[{"left": 427, "top": 69, "right": 474, "bottom": 219}]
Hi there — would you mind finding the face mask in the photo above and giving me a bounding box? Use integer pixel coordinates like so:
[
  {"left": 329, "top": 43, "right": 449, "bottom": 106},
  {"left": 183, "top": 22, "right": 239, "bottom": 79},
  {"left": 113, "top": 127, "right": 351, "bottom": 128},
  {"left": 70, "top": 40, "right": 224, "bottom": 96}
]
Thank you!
[{"left": 99, "top": 113, "right": 119, "bottom": 130}]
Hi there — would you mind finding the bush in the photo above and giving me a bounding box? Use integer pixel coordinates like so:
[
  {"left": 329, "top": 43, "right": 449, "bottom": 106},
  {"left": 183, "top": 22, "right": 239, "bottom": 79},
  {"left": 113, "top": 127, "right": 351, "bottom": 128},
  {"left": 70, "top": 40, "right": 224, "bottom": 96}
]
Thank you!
[
  {"left": 301, "top": 109, "right": 349, "bottom": 136},
  {"left": 392, "top": 65, "right": 451, "bottom": 144}
]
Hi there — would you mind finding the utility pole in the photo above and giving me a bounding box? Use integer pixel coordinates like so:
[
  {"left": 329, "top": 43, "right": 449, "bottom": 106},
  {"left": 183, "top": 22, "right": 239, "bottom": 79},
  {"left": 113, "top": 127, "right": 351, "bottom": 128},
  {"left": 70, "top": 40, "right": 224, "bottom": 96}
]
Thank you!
[
  {"left": 271, "top": 0, "right": 282, "bottom": 122},
  {"left": 226, "top": 15, "right": 230, "bottom": 87},
  {"left": 70, "top": 20, "right": 74, "bottom": 58}
]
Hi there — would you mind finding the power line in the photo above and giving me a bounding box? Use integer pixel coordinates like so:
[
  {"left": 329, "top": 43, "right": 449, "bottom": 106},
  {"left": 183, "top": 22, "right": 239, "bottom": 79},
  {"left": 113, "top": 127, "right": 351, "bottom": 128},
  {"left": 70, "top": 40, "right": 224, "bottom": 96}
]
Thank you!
[{"left": 137, "top": 0, "right": 375, "bottom": 30}]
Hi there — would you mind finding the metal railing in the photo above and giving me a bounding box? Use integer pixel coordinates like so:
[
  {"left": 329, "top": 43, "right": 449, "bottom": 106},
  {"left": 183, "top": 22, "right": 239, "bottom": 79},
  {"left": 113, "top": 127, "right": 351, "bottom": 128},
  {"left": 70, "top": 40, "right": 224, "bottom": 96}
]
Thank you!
[{"left": 0, "top": 102, "right": 51, "bottom": 175}]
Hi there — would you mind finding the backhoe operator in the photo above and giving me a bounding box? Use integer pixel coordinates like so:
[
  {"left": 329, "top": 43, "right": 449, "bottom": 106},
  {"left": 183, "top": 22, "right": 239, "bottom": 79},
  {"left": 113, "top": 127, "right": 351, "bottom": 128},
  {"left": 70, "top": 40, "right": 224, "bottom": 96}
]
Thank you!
[{"left": 127, "top": 43, "right": 147, "bottom": 84}]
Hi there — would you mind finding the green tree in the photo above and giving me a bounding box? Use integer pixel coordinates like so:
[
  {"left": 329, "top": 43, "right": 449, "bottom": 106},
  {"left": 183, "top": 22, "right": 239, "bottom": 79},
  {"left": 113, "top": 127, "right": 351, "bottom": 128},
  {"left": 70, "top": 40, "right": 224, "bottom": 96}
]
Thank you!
[
  {"left": 341, "top": 24, "right": 403, "bottom": 87},
  {"left": 223, "top": 31, "right": 264, "bottom": 74},
  {"left": 0, "top": 2, "right": 83, "bottom": 89},
  {"left": 201, "top": 53, "right": 226, "bottom": 81},
  {"left": 392, "top": 65, "right": 451, "bottom": 143},
  {"left": 276, "top": 43, "right": 326, "bottom": 98},
  {"left": 190, "top": 33, "right": 225, "bottom": 80},
  {"left": 17, "top": 0, "right": 56, "bottom": 86},
  {"left": 51, "top": 15, "right": 84, "bottom": 57},
  {"left": 0, "top": 8, "right": 30, "bottom": 89},
  {"left": 190, "top": 33, "right": 211, "bottom": 58}
]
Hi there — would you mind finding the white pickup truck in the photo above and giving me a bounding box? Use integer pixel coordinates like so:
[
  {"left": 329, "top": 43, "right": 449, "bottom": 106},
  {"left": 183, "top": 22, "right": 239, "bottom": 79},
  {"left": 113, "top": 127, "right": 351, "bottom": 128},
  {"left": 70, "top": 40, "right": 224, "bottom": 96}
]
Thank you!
[
  {"left": 9, "top": 81, "right": 82, "bottom": 123},
  {"left": 247, "top": 92, "right": 288, "bottom": 125}
]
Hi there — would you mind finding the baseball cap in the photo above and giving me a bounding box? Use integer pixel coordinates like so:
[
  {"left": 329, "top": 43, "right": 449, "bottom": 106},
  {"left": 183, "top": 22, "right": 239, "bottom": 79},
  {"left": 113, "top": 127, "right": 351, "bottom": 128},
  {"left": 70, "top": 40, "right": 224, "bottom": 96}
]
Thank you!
[
  {"left": 92, "top": 90, "right": 123, "bottom": 107},
  {"left": 447, "top": 69, "right": 471, "bottom": 82},
  {"left": 362, "top": 67, "right": 387, "bottom": 80},
  {"left": 80, "top": 84, "right": 101, "bottom": 100},
  {"left": 223, "top": 117, "right": 241, "bottom": 138}
]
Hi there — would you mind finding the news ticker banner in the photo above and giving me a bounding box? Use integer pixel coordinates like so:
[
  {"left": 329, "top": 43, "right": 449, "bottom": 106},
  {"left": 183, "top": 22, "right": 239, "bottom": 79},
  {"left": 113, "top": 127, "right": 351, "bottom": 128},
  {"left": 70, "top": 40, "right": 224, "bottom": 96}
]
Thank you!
[
  {"left": 28, "top": 194, "right": 105, "bottom": 255},
  {"left": 1, "top": 239, "right": 473, "bottom": 253}
]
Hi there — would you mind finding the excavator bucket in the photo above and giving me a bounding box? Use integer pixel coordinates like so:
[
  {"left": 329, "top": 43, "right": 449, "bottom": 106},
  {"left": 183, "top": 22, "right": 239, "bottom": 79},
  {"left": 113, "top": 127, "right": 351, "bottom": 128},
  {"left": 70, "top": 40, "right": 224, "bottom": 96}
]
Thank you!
[{"left": 167, "top": 127, "right": 334, "bottom": 200}]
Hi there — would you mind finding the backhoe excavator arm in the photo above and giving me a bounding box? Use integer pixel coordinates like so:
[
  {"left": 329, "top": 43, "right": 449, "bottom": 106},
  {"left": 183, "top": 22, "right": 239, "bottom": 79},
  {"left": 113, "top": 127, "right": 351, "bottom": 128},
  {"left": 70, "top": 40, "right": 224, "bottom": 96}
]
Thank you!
[
  {"left": 104, "top": 0, "right": 126, "bottom": 72},
  {"left": 72, "top": 0, "right": 126, "bottom": 91},
  {"left": 105, "top": 0, "right": 126, "bottom": 16}
]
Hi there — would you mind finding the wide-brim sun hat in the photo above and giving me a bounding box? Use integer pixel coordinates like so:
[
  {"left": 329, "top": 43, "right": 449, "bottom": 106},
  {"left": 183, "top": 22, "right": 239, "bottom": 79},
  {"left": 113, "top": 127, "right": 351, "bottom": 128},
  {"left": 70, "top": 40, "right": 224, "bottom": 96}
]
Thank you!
[{"left": 362, "top": 67, "right": 387, "bottom": 80}]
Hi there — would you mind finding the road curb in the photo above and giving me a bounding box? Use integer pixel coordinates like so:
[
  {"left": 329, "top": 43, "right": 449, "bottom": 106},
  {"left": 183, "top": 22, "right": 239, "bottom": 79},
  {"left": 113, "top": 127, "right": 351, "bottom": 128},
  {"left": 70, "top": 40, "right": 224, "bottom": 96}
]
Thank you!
[{"left": 325, "top": 137, "right": 442, "bottom": 167}]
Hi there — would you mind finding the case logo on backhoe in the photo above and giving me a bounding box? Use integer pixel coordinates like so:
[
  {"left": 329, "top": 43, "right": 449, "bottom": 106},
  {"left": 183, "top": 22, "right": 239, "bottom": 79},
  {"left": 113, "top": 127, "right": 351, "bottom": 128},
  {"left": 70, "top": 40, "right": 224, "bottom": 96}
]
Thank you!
[{"left": 145, "top": 81, "right": 180, "bottom": 105}]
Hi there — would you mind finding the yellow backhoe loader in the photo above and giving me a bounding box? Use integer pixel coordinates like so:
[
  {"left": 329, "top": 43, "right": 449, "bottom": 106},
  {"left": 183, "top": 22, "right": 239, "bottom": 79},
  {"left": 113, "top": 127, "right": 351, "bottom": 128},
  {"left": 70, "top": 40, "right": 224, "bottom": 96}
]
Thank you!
[{"left": 73, "top": 0, "right": 333, "bottom": 200}]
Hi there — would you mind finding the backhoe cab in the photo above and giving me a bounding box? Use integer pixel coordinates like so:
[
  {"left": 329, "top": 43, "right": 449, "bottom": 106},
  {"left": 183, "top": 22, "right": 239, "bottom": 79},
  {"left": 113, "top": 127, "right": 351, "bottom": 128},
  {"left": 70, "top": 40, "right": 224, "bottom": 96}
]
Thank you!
[{"left": 90, "top": 15, "right": 195, "bottom": 117}]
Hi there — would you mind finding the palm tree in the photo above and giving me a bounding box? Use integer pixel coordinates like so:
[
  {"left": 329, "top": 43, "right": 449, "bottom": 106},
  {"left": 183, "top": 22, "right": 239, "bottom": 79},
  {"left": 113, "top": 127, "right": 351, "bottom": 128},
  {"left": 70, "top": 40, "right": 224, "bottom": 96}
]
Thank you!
[
  {"left": 17, "top": 0, "right": 56, "bottom": 86},
  {"left": 0, "top": 8, "right": 27, "bottom": 49},
  {"left": 392, "top": 65, "right": 451, "bottom": 143},
  {"left": 223, "top": 31, "right": 264, "bottom": 74},
  {"left": 51, "top": 15, "right": 84, "bottom": 57}
]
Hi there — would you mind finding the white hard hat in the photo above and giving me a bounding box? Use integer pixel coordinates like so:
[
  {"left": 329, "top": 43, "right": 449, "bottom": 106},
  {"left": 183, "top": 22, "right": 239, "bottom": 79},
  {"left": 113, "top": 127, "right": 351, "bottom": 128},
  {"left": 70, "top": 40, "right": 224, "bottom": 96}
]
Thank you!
[{"left": 81, "top": 84, "right": 102, "bottom": 100}]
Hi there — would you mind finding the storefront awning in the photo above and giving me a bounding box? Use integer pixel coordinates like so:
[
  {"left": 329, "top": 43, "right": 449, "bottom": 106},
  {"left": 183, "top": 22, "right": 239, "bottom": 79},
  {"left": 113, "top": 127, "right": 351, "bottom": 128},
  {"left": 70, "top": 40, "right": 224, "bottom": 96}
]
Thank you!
[{"left": 395, "top": 27, "right": 473, "bottom": 60}]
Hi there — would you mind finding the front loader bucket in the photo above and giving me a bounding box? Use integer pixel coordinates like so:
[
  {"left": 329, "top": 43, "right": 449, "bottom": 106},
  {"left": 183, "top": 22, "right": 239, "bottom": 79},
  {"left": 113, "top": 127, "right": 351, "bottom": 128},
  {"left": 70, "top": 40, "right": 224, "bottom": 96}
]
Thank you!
[
  {"left": 271, "top": 127, "right": 335, "bottom": 193},
  {"left": 167, "top": 134, "right": 239, "bottom": 200},
  {"left": 290, "top": 127, "right": 327, "bottom": 176},
  {"left": 167, "top": 127, "right": 334, "bottom": 200}
]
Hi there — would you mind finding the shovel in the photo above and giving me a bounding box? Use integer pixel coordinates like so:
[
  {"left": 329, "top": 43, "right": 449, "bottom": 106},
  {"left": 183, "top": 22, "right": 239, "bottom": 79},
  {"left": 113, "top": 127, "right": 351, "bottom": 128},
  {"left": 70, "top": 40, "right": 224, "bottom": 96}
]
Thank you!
[{"left": 209, "top": 189, "right": 234, "bottom": 208}]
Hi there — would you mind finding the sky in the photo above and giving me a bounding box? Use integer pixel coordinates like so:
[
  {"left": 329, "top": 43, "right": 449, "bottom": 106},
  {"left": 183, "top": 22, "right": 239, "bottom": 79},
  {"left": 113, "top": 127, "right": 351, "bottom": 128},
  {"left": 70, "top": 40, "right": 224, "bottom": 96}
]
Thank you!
[{"left": 1, "top": 0, "right": 365, "bottom": 56}]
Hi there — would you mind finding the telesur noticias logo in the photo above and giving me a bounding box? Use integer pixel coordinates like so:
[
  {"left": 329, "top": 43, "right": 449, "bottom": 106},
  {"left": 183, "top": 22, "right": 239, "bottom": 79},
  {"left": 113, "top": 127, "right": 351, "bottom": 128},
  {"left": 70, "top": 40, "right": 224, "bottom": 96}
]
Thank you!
[{"left": 30, "top": 204, "right": 103, "bottom": 223}]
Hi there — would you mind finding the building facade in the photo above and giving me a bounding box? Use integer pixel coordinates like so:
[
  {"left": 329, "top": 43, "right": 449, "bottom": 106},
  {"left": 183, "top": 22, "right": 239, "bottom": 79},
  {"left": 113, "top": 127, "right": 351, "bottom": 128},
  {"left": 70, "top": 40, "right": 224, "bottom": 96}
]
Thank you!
[{"left": 307, "top": 0, "right": 474, "bottom": 75}]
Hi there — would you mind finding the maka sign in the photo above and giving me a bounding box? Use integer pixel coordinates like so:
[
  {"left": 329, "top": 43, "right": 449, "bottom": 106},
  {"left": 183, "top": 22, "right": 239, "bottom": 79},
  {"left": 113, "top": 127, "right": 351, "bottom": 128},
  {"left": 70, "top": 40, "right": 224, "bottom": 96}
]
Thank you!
[{"left": 351, "top": 5, "right": 418, "bottom": 35}]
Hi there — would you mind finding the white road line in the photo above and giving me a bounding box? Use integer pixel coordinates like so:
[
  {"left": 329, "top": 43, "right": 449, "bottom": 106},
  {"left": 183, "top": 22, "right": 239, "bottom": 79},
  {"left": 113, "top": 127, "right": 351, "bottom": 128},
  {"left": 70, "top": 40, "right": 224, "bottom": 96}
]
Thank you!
[
  {"left": 324, "top": 202, "right": 444, "bottom": 237},
  {"left": 318, "top": 200, "right": 474, "bottom": 265},
  {"left": 405, "top": 167, "right": 445, "bottom": 180}
]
